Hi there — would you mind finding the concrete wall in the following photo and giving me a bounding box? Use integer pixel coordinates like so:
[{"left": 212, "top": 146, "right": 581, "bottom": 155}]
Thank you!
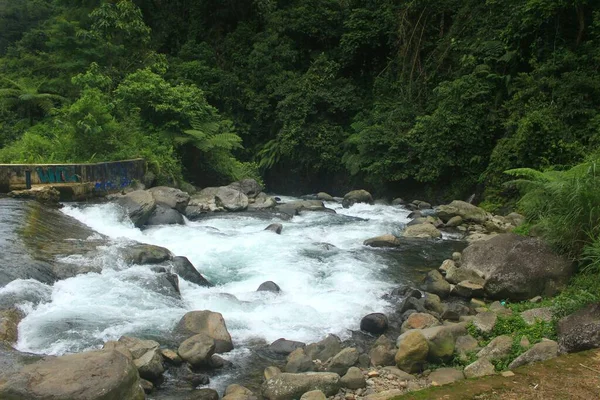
[{"left": 0, "top": 159, "right": 146, "bottom": 193}]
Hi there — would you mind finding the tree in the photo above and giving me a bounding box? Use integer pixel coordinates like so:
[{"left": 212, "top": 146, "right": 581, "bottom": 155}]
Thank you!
[{"left": 0, "top": 77, "right": 66, "bottom": 125}]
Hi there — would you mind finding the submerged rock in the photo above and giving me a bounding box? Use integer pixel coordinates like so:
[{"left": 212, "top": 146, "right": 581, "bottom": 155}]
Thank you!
[
  {"left": 120, "top": 243, "right": 173, "bottom": 265},
  {"left": 265, "top": 223, "right": 283, "bottom": 234},
  {"left": 257, "top": 281, "right": 281, "bottom": 292},
  {"left": 363, "top": 234, "right": 401, "bottom": 248}
]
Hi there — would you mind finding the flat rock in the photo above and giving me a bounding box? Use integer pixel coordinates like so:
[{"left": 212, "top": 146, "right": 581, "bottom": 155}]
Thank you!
[
  {"left": 521, "top": 307, "right": 553, "bottom": 325},
  {"left": 428, "top": 368, "right": 465, "bottom": 386},
  {"left": 262, "top": 372, "right": 341, "bottom": 400},
  {"left": 508, "top": 340, "right": 558, "bottom": 369},
  {"left": 477, "top": 335, "right": 513, "bottom": 361},
  {"left": 464, "top": 358, "right": 495, "bottom": 378},
  {"left": 473, "top": 311, "right": 497, "bottom": 334}
]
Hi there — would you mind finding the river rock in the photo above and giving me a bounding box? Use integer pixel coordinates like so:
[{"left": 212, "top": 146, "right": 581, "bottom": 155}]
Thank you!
[
  {"left": 436, "top": 200, "right": 487, "bottom": 224},
  {"left": 464, "top": 358, "right": 495, "bottom": 378},
  {"left": 445, "top": 264, "right": 484, "bottom": 285},
  {"left": 328, "top": 347, "right": 358, "bottom": 375},
  {"left": 305, "top": 334, "right": 342, "bottom": 361},
  {"left": 265, "top": 223, "right": 283, "bottom": 234},
  {"left": 342, "top": 190, "right": 373, "bottom": 208},
  {"left": 249, "top": 193, "right": 277, "bottom": 210},
  {"left": 360, "top": 313, "right": 388, "bottom": 334},
  {"left": 453, "top": 281, "right": 485, "bottom": 298},
  {"left": 185, "top": 191, "right": 224, "bottom": 217},
  {"left": 174, "top": 310, "right": 234, "bottom": 353},
  {"left": 395, "top": 331, "right": 428, "bottom": 373},
  {"left": 194, "top": 186, "right": 249, "bottom": 212},
  {"left": 423, "top": 292, "right": 444, "bottom": 315},
  {"left": 363, "top": 234, "right": 401, "bottom": 248},
  {"left": 178, "top": 333, "right": 216, "bottom": 367},
  {"left": 340, "top": 367, "right": 366, "bottom": 389},
  {"left": 118, "top": 336, "right": 160, "bottom": 359},
  {"left": 148, "top": 186, "right": 190, "bottom": 213},
  {"left": 397, "top": 296, "right": 427, "bottom": 315},
  {"left": 473, "top": 311, "right": 497, "bottom": 334},
  {"left": 134, "top": 348, "right": 164, "bottom": 381},
  {"left": 120, "top": 243, "right": 172, "bottom": 265},
  {"left": 269, "top": 338, "right": 306, "bottom": 355},
  {"left": 317, "top": 192, "right": 334, "bottom": 201},
  {"left": 420, "top": 325, "right": 456, "bottom": 361},
  {"left": 265, "top": 366, "right": 282, "bottom": 380},
  {"left": 189, "top": 389, "right": 220, "bottom": 400},
  {"left": 461, "top": 234, "right": 574, "bottom": 300},
  {"left": 223, "top": 384, "right": 258, "bottom": 400},
  {"left": 508, "top": 340, "right": 558, "bottom": 369},
  {"left": 262, "top": 372, "right": 341, "bottom": 400},
  {"left": 401, "top": 313, "right": 440, "bottom": 333},
  {"left": 103, "top": 341, "right": 134, "bottom": 360},
  {"left": 0, "top": 349, "right": 145, "bottom": 400},
  {"left": 403, "top": 223, "right": 442, "bottom": 238},
  {"left": 428, "top": 368, "right": 465, "bottom": 386},
  {"left": 445, "top": 216, "right": 463, "bottom": 227},
  {"left": 286, "top": 348, "right": 314, "bottom": 373},
  {"left": 455, "top": 335, "right": 479, "bottom": 360},
  {"left": 0, "top": 308, "right": 23, "bottom": 343},
  {"left": 160, "top": 348, "right": 182, "bottom": 365},
  {"left": 146, "top": 203, "right": 184, "bottom": 226},
  {"left": 169, "top": 256, "right": 213, "bottom": 287},
  {"left": 422, "top": 270, "right": 451, "bottom": 299},
  {"left": 116, "top": 190, "right": 156, "bottom": 227},
  {"left": 477, "top": 335, "right": 513, "bottom": 361},
  {"left": 369, "top": 335, "right": 395, "bottom": 367},
  {"left": 521, "top": 307, "right": 553, "bottom": 325},
  {"left": 300, "top": 390, "right": 327, "bottom": 400},
  {"left": 228, "top": 179, "right": 263, "bottom": 198},
  {"left": 258, "top": 281, "right": 281, "bottom": 292},
  {"left": 558, "top": 302, "right": 600, "bottom": 353}
]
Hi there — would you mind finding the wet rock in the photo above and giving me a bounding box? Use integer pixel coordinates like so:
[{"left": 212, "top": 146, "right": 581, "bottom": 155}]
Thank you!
[
  {"left": 428, "top": 368, "right": 465, "bottom": 386},
  {"left": 391, "top": 198, "right": 406, "bottom": 206},
  {"left": 436, "top": 201, "right": 487, "bottom": 224},
  {"left": 116, "top": 190, "right": 156, "bottom": 227},
  {"left": 262, "top": 372, "right": 341, "bottom": 400},
  {"left": 422, "top": 270, "right": 451, "bottom": 299},
  {"left": 328, "top": 347, "right": 359, "bottom": 375},
  {"left": 185, "top": 191, "right": 224, "bottom": 217},
  {"left": 258, "top": 281, "right": 281, "bottom": 292},
  {"left": 177, "top": 364, "right": 210, "bottom": 387},
  {"left": 223, "top": 384, "right": 257, "bottom": 400},
  {"left": 439, "top": 259, "right": 455, "bottom": 275},
  {"left": 146, "top": 204, "right": 184, "bottom": 226},
  {"left": 174, "top": 310, "right": 234, "bottom": 353},
  {"left": 403, "top": 223, "right": 442, "bottom": 239},
  {"left": 0, "top": 349, "right": 144, "bottom": 400},
  {"left": 140, "top": 378, "right": 153, "bottom": 394},
  {"left": 120, "top": 243, "right": 172, "bottom": 265},
  {"left": 558, "top": 302, "right": 600, "bottom": 353},
  {"left": 418, "top": 201, "right": 432, "bottom": 210},
  {"left": 464, "top": 358, "right": 495, "bottom": 378},
  {"left": 148, "top": 186, "right": 190, "bottom": 213},
  {"left": 228, "top": 179, "right": 263, "bottom": 199},
  {"left": 508, "top": 340, "right": 558, "bottom": 369},
  {"left": 473, "top": 311, "right": 497, "bottom": 334},
  {"left": 169, "top": 256, "right": 213, "bottom": 287},
  {"left": 397, "top": 297, "right": 427, "bottom": 315},
  {"left": 342, "top": 190, "right": 374, "bottom": 208},
  {"left": 461, "top": 234, "right": 574, "bottom": 300},
  {"left": 198, "top": 186, "right": 249, "bottom": 211},
  {"left": 453, "top": 281, "right": 485, "bottom": 298},
  {"left": 265, "top": 366, "right": 282, "bottom": 380},
  {"left": 118, "top": 336, "right": 160, "bottom": 359},
  {"left": 286, "top": 348, "right": 314, "bottom": 373},
  {"left": 305, "top": 334, "right": 342, "bottom": 361},
  {"left": 400, "top": 313, "right": 440, "bottom": 333},
  {"left": 317, "top": 192, "right": 334, "bottom": 201},
  {"left": 395, "top": 331, "right": 428, "bottom": 373},
  {"left": 360, "top": 313, "right": 389, "bottom": 334},
  {"left": 477, "top": 335, "right": 513, "bottom": 361},
  {"left": 341, "top": 367, "right": 366, "bottom": 389},
  {"left": 0, "top": 308, "right": 23, "bottom": 344},
  {"left": 521, "top": 307, "right": 553, "bottom": 325},
  {"left": 265, "top": 223, "right": 283, "bottom": 234},
  {"left": 134, "top": 348, "right": 164, "bottom": 381},
  {"left": 452, "top": 252, "right": 462, "bottom": 265},
  {"left": 363, "top": 234, "right": 401, "bottom": 248},
  {"left": 390, "top": 286, "right": 422, "bottom": 299},
  {"left": 269, "top": 338, "right": 305, "bottom": 355},
  {"left": 178, "top": 333, "right": 216, "bottom": 368},
  {"left": 300, "top": 390, "right": 327, "bottom": 400}
]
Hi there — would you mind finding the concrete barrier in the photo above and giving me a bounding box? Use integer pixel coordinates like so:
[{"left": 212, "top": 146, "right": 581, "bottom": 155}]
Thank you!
[{"left": 0, "top": 159, "right": 146, "bottom": 196}]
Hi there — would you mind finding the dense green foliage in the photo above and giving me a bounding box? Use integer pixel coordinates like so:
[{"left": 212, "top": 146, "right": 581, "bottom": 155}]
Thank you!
[{"left": 1, "top": 0, "right": 599, "bottom": 193}]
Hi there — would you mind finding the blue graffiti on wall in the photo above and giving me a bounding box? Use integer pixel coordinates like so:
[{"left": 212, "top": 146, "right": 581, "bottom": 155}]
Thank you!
[
  {"left": 93, "top": 162, "right": 133, "bottom": 191},
  {"left": 36, "top": 166, "right": 79, "bottom": 184}
]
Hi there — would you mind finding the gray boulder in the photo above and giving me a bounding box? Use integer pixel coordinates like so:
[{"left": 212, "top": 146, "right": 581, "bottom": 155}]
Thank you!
[
  {"left": 258, "top": 281, "right": 281, "bottom": 292},
  {"left": 508, "top": 340, "right": 558, "bottom": 369},
  {"left": 146, "top": 203, "right": 184, "bottom": 226},
  {"left": 148, "top": 186, "right": 190, "bottom": 213},
  {"left": 477, "top": 335, "right": 513, "bottom": 361},
  {"left": 422, "top": 270, "right": 451, "bottom": 299},
  {"left": 0, "top": 350, "right": 144, "bottom": 400},
  {"left": 134, "top": 348, "right": 164, "bottom": 381},
  {"left": 305, "top": 335, "right": 342, "bottom": 361},
  {"left": 248, "top": 193, "right": 277, "bottom": 210},
  {"left": 464, "top": 358, "right": 495, "bottom": 378},
  {"left": 521, "top": 307, "right": 553, "bottom": 325},
  {"left": 342, "top": 190, "right": 373, "bottom": 208},
  {"left": 369, "top": 335, "right": 395, "bottom": 367},
  {"left": 265, "top": 223, "right": 283, "bottom": 234},
  {"left": 558, "top": 302, "right": 600, "bottom": 353},
  {"left": 363, "top": 234, "right": 401, "bottom": 248},
  {"left": 317, "top": 192, "right": 334, "bottom": 201},
  {"left": 328, "top": 347, "right": 358, "bottom": 375},
  {"left": 174, "top": 310, "right": 233, "bottom": 353},
  {"left": 436, "top": 200, "right": 487, "bottom": 224},
  {"left": 185, "top": 191, "right": 224, "bottom": 218},
  {"left": 403, "top": 223, "right": 442, "bottom": 239},
  {"left": 461, "top": 234, "right": 574, "bottom": 300},
  {"left": 228, "top": 179, "right": 263, "bottom": 198},
  {"left": 262, "top": 372, "right": 341, "bottom": 400},
  {"left": 169, "top": 256, "right": 213, "bottom": 287},
  {"left": 178, "top": 333, "right": 216, "bottom": 367},
  {"left": 116, "top": 190, "right": 156, "bottom": 227},
  {"left": 340, "top": 367, "right": 366, "bottom": 389},
  {"left": 360, "top": 313, "right": 388, "bottom": 334},
  {"left": 427, "top": 368, "right": 465, "bottom": 386},
  {"left": 285, "top": 348, "right": 314, "bottom": 373},
  {"left": 269, "top": 338, "right": 306, "bottom": 355},
  {"left": 119, "top": 243, "right": 172, "bottom": 265}
]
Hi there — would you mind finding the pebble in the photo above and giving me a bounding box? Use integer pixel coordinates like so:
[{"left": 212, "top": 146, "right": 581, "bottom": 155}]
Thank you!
[
  {"left": 367, "top": 371, "right": 380, "bottom": 378},
  {"left": 366, "top": 379, "right": 375, "bottom": 386},
  {"left": 386, "top": 374, "right": 396, "bottom": 380},
  {"left": 501, "top": 371, "right": 515, "bottom": 377}
]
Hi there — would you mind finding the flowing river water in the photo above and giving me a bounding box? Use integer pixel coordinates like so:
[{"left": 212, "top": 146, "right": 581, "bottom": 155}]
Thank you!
[{"left": 0, "top": 196, "right": 465, "bottom": 398}]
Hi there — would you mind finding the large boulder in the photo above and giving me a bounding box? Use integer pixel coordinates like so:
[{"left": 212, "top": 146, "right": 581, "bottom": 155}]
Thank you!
[
  {"left": 174, "top": 310, "right": 234, "bottom": 353},
  {"left": 403, "top": 223, "right": 442, "bottom": 239},
  {"left": 328, "top": 348, "right": 359, "bottom": 375},
  {"left": 248, "top": 193, "right": 277, "bottom": 210},
  {"left": 119, "top": 243, "right": 172, "bottom": 265},
  {"left": 262, "top": 372, "right": 341, "bottom": 400},
  {"left": 0, "top": 308, "right": 23, "bottom": 344},
  {"left": 305, "top": 335, "right": 342, "bottom": 362},
  {"left": 558, "top": 302, "right": 600, "bottom": 353},
  {"left": 363, "top": 234, "right": 401, "bottom": 248},
  {"left": 178, "top": 333, "right": 216, "bottom": 368},
  {"left": 476, "top": 335, "right": 513, "bottom": 361},
  {"left": 268, "top": 338, "right": 306, "bottom": 355},
  {"left": 394, "top": 331, "right": 429, "bottom": 373},
  {"left": 146, "top": 203, "right": 184, "bottom": 226},
  {"left": 400, "top": 313, "right": 440, "bottom": 333},
  {"left": 213, "top": 186, "right": 249, "bottom": 211},
  {"left": 116, "top": 190, "right": 156, "bottom": 227},
  {"left": 461, "top": 234, "right": 574, "bottom": 300},
  {"left": 436, "top": 200, "right": 487, "bottom": 224},
  {"left": 285, "top": 348, "right": 314, "bottom": 373},
  {"left": 422, "top": 270, "right": 451, "bottom": 299},
  {"left": 342, "top": 190, "right": 373, "bottom": 208},
  {"left": 275, "top": 200, "right": 331, "bottom": 216},
  {"left": 369, "top": 335, "right": 395, "bottom": 367},
  {"left": 360, "top": 313, "right": 388, "bottom": 334},
  {"left": 0, "top": 350, "right": 145, "bottom": 400},
  {"left": 169, "top": 256, "right": 213, "bottom": 287},
  {"left": 185, "top": 191, "right": 224, "bottom": 217},
  {"left": 508, "top": 340, "right": 558, "bottom": 369},
  {"left": 134, "top": 348, "right": 164, "bottom": 381},
  {"left": 228, "top": 179, "right": 263, "bottom": 199},
  {"left": 148, "top": 186, "right": 190, "bottom": 213}
]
